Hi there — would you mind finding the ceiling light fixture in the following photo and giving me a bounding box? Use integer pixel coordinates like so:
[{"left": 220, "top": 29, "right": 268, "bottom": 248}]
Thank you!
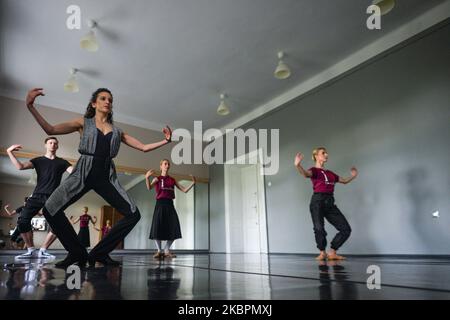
[
  {"left": 372, "top": 0, "right": 395, "bottom": 15},
  {"left": 217, "top": 94, "right": 230, "bottom": 116},
  {"left": 64, "top": 68, "right": 79, "bottom": 93},
  {"left": 274, "top": 51, "right": 291, "bottom": 80},
  {"left": 80, "top": 19, "right": 99, "bottom": 52}
]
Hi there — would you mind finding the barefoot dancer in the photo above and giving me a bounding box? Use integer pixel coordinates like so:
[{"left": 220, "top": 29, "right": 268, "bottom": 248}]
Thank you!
[{"left": 294, "top": 147, "right": 357, "bottom": 260}]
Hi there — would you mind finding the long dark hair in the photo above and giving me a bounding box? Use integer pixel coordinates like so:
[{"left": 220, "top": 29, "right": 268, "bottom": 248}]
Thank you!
[{"left": 84, "top": 88, "right": 114, "bottom": 124}]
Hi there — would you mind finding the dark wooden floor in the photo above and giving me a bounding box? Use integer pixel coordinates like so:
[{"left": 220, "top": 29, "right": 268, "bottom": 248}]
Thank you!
[{"left": 1, "top": 252, "right": 449, "bottom": 300}]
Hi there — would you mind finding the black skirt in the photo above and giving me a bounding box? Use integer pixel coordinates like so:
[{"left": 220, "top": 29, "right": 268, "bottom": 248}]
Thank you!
[
  {"left": 149, "top": 199, "right": 182, "bottom": 240},
  {"left": 78, "top": 226, "right": 91, "bottom": 247}
]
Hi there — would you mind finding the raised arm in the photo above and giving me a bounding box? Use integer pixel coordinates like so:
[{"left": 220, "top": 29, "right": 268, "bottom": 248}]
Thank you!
[
  {"left": 175, "top": 175, "right": 196, "bottom": 193},
  {"left": 4, "top": 204, "right": 16, "bottom": 216},
  {"left": 145, "top": 169, "right": 158, "bottom": 190},
  {"left": 121, "top": 126, "right": 172, "bottom": 152},
  {"left": 26, "top": 88, "right": 83, "bottom": 135},
  {"left": 6, "top": 145, "right": 34, "bottom": 170},
  {"left": 90, "top": 217, "right": 100, "bottom": 231},
  {"left": 339, "top": 167, "right": 358, "bottom": 184},
  {"left": 294, "top": 152, "right": 312, "bottom": 178},
  {"left": 69, "top": 216, "right": 80, "bottom": 225}
]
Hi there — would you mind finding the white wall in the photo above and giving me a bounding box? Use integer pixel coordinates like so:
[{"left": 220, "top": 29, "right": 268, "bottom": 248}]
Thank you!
[{"left": 173, "top": 180, "right": 194, "bottom": 249}]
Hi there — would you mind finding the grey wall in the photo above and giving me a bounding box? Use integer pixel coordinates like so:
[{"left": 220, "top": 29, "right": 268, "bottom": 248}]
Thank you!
[
  {"left": 210, "top": 164, "right": 227, "bottom": 252},
  {"left": 125, "top": 180, "right": 156, "bottom": 249},
  {"left": 195, "top": 182, "right": 209, "bottom": 250},
  {"left": 210, "top": 23, "right": 450, "bottom": 255}
]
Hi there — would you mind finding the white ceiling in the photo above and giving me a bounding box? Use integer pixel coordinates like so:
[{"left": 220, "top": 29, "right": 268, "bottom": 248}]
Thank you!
[{"left": 0, "top": 0, "right": 447, "bottom": 132}]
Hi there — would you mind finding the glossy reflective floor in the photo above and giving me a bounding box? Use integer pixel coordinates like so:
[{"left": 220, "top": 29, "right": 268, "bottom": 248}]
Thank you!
[{"left": 1, "top": 252, "right": 449, "bottom": 300}]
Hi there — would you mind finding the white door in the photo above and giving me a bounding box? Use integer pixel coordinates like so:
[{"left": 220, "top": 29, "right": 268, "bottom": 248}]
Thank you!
[{"left": 241, "top": 165, "right": 261, "bottom": 253}]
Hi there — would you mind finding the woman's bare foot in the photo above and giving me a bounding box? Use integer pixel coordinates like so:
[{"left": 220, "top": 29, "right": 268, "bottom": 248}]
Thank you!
[
  {"left": 164, "top": 251, "right": 177, "bottom": 258},
  {"left": 153, "top": 251, "right": 163, "bottom": 259},
  {"left": 315, "top": 251, "right": 327, "bottom": 261},
  {"left": 327, "top": 250, "right": 346, "bottom": 260}
]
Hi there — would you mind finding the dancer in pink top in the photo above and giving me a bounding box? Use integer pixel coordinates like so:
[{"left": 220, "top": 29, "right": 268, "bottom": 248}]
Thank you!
[
  {"left": 294, "top": 147, "right": 358, "bottom": 261},
  {"left": 145, "top": 159, "right": 196, "bottom": 259},
  {"left": 70, "top": 207, "right": 97, "bottom": 248}
]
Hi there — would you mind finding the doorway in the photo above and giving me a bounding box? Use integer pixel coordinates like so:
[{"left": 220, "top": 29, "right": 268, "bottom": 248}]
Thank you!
[
  {"left": 224, "top": 150, "right": 268, "bottom": 253},
  {"left": 99, "top": 205, "right": 124, "bottom": 249}
]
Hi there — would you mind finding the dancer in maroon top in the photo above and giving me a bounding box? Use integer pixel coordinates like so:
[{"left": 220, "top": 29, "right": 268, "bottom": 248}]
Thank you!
[
  {"left": 100, "top": 220, "right": 112, "bottom": 239},
  {"left": 294, "top": 147, "right": 358, "bottom": 261},
  {"left": 70, "top": 207, "right": 97, "bottom": 248},
  {"left": 145, "top": 159, "right": 196, "bottom": 259}
]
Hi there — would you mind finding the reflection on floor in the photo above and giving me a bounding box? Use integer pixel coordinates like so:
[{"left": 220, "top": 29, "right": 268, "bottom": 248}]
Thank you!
[{"left": 0, "top": 253, "right": 449, "bottom": 300}]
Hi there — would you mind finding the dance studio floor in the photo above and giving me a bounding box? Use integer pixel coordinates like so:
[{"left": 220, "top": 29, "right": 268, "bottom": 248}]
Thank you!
[{"left": 0, "top": 252, "right": 449, "bottom": 300}]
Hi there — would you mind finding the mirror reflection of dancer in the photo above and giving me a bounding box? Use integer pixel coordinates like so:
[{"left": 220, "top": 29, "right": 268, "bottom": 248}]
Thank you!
[
  {"left": 145, "top": 159, "right": 196, "bottom": 259},
  {"left": 5, "top": 199, "right": 28, "bottom": 249},
  {"left": 294, "top": 147, "right": 358, "bottom": 261},
  {"left": 99, "top": 220, "right": 112, "bottom": 240},
  {"left": 70, "top": 207, "right": 98, "bottom": 248},
  {"left": 6, "top": 138, "right": 73, "bottom": 260},
  {"left": 26, "top": 88, "right": 172, "bottom": 268}
]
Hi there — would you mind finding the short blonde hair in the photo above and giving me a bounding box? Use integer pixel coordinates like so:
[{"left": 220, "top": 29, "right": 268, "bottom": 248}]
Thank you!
[
  {"left": 312, "top": 147, "right": 327, "bottom": 161},
  {"left": 160, "top": 159, "right": 170, "bottom": 166}
]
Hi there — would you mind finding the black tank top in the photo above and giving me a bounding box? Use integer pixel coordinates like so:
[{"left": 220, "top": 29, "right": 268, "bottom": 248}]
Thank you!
[{"left": 94, "top": 128, "right": 112, "bottom": 158}]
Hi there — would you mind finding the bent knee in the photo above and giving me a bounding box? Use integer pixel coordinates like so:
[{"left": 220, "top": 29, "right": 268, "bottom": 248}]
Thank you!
[
  {"left": 313, "top": 227, "right": 326, "bottom": 235},
  {"left": 342, "top": 226, "right": 352, "bottom": 235}
]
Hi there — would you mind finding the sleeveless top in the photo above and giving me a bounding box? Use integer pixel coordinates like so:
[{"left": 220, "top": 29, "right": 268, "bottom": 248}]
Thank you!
[{"left": 94, "top": 128, "right": 112, "bottom": 158}]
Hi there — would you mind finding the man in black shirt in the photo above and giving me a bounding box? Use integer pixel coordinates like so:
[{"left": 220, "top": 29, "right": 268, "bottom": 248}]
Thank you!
[{"left": 6, "top": 137, "right": 73, "bottom": 259}]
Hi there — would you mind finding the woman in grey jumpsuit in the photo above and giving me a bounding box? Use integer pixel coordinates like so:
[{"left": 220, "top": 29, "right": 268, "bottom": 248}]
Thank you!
[{"left": 25, "top": 88, "right": 172, "bottom": 268}]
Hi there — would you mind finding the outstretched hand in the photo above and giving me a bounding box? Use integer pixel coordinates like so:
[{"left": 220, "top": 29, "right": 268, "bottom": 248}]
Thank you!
[
  {"left": 350, "top": 166, "right": 358, "bottom": 177},
  {"left": 294, "top": 152, "right": 304, "bottom": 167},
  {"left": 190, "top": 175, "right": 196, "bottom": 184},
  {"left": 7, "top": 144, "right": 22, "bottom": 153},
  {"left": 26, "top": 88, "right": 45, "bottom": 108},
  {"left": 145, "top": 169, "right": 156, "bottom": 178},
  {"left": 163, "top": 125, "right": 172, "bottom": 142}
]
